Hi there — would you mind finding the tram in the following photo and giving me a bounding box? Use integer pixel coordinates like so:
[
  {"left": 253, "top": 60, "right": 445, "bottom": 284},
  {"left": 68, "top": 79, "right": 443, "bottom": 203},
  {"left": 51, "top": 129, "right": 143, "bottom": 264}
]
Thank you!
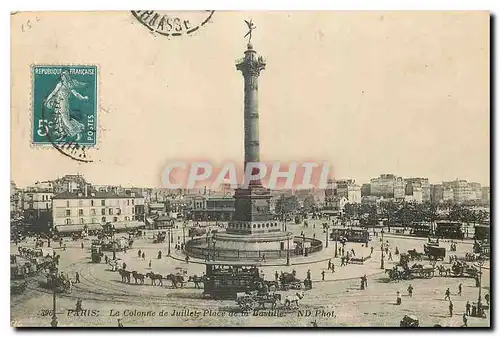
[
  {"left": 330, "top": 227, "right": 370, "bottom": 244},
  {"left": 203, "top": 262, "right": 264, "bottom": 299},
  {"left": 474, "top": 224, "right": 490, "bottom": 242},
  {"left": 435, "top": 221, "right": 464, "bottom": 240},
  {"left": 410, "top": 222, "right": 433, "bottom": 237}
]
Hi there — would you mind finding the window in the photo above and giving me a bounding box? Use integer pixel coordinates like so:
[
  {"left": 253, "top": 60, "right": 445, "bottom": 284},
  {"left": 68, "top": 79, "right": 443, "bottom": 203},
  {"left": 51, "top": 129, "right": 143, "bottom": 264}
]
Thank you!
[
  {"left": 253, "top": 224, "right": 256, "bottom": 228},
  {"left": 80, "top": 218, "right": 85, "bottom": 224},
  {"left": 79, "top": 209, "right": 83, "bottom": 216},
  {"left": 113, "top": 217, "right": 118, "bottom": 222},
  {"left": 132, "top": 199, "right": 135, "bottom": 205},
  {"left": 116, "top": 208, "right": 121, "bottom": 215},
  {"left": 65, "top": 218, "right": 72, "bottom": 225},
  {"left": 127, "top": 200, "right": 130, "bottom": 206},
  {"left": 91, "top": 200, "right": 94, "bottom": 206},
  {"left": 101, "top": 200, "right": 105, "bottom": 206},
  {"left": 91, "top": 209, "right": 96, "bottom": 216},
  {"left": 132, "top": 208, "right": 135, "bottom": 214},
  {"left": 109, "top": 208, "right": 113, "bottom": 215},
  {"left": 66, "top": 200, "right": 70, "bottom": 208},
  {"left": 101, "top": 208, "right": 106, "bottom": 215},
  {"left": 66, "top": 210, "right": 71, "bottom": 216},
  {"left": 101, "top": 216, "right": 106, "bottom": 223},
  {"left": 124, "top": 216, "right": 130, "bottom": 221},
  {"left": 91, "top": 218, "right": 97, "bottom": 224},
  {"left": 46, "top": 203, "right": 49, "bottom": 209}
]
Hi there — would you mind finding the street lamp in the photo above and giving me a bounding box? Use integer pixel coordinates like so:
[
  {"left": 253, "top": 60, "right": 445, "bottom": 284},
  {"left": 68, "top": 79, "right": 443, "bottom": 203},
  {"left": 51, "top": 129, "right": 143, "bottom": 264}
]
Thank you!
[
  {"left": 380, "top": 228, "right": 385, "bottom": 269},
  {"left": 167, "top": 229, "right": 171, "bottom": 256},
  {"left": 286, "top": 234, "right": 291, "bottom": 266},
  {"left": 50, "top": 263, "right": 58, "bottom": 327},
  {"left": 211, "top": 236, "right": 217, "bottom": 261},
  {"left": 182, "top": 221, "right": 187, "bottom": 246},
  {"left": 112, "top": 225, "right": 116, "bottom": 260},
  {"left": 477, "top": 259, "right": 485, "bottom": 310},
  {"left": 325, "top": 224, "right": 329, "bottom": 248}
]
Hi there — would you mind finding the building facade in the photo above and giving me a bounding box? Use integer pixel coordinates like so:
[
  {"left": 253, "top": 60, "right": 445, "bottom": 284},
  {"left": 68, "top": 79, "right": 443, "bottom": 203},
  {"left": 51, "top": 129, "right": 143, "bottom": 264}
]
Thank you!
[
  {"left": 370, "top": 174, "right": 405, "bottom": 199},
  {"left": 405, "top": 178, "right": 430, "bottom": 202},
  {"left": 52, "top": 191, "right": 145, "bottom": 228}
]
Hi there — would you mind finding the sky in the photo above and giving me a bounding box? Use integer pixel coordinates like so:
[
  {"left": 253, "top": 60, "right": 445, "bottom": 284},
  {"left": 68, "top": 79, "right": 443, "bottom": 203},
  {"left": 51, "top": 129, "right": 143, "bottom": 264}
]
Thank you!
[{"left": 11, "top": 11, "right": 490, "bottom": 188}]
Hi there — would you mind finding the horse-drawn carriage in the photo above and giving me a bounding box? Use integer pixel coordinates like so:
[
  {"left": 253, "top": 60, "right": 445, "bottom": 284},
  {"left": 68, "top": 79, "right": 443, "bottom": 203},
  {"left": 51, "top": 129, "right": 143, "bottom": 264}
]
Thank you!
[
  {"left": 450, "top": 261, "right": 478, "bottom": 278},
  {"left": 386, "top": 263, "right": 434, "bottom": 281},
  {"left": 43, "top": 273, "right": 72, "bottom": 293},
  {"left": 424, "top": 244, "right": 445, "bottom": 261},
  {"left": 235, "top": 291, "right": 282, "bottom": 311},
  {"left": 407, "top": 249, "right": 424, "bottom": 261},
  {"left": 279, "top": 272, "right": 302, "bottom": 290}
]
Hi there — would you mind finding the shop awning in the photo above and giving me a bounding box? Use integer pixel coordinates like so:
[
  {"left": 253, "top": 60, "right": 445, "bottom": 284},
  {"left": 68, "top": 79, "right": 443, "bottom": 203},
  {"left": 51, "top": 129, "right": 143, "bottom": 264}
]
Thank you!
[
  {"left": 110, "top": 221, "right": 146, "bottom": 231},
  {"left": 55, "top": 225, "right": 85, "bottom": 233},
  {"left": 86, "top": 223, "right": 103, "bottom": 231}
]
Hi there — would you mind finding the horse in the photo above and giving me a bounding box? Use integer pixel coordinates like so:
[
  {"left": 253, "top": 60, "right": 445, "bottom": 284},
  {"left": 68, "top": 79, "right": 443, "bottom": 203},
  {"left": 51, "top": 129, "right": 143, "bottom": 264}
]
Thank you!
[
  {"left": 284, "top": 292, "right": 305, "bottom": 308},
  {"left": 146, "top": 272, "right": 163, "bottom": 286},
  {"left": 131, "top": 271, "right": 145, "bottom": 284},
  {"left": 256, "top": 293, "right": 282, "bottom": 309},
  {"left": 263, "top": 280, "right": 279, "bottom": 292},
  {"left": 188, "top": 275, "right": 205, "bottom": 289},
  {"left": 166, "top": 274, "right": 185, "bottom": 288},
  {"left": 118, "top": 269, "right": 131, "bottom": 283}
]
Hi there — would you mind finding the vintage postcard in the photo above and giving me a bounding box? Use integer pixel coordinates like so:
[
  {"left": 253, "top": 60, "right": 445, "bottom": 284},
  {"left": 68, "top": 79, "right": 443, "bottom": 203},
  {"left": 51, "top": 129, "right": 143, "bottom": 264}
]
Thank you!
[{"left": 10, "top": 11, "right": 490, "bottom": 328}]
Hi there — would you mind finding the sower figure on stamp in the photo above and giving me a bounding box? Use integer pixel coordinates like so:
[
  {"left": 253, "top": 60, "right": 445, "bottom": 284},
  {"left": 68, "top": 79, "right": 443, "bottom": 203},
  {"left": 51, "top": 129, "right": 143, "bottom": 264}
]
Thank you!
[{"left": 44, "top": 70, "right": 88, "bottom": 141}]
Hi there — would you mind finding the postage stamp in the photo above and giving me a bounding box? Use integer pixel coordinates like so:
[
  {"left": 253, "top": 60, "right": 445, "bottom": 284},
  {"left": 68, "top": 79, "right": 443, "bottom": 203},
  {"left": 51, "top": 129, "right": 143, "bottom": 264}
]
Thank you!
[
  {"left": 31, "top": 65, "right": 98, "bottom": 148},
  {"left": 131, "top": 10, "right": 214, "bottom": 37}
]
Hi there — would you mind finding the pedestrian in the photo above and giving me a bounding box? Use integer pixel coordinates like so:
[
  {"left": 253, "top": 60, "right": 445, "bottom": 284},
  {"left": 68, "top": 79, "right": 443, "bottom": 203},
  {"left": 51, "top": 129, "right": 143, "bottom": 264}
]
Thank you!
[
  {"left": 63, "top": 243, "right": 67, "bottom": 251},
  {"left": 485, "top": 293, "right": 490, "bottom": 306},
  {"left": 185, "top": 255, "right": 190, "bottom": 264},
  {"left": 458, "top": 283, "right": 462, "bottom": 296},
  {"left": 75, "top": 271, "right": 80, "bottom": 283},
  {"left": 104, "top": 255, "right": 109, "bottom": 264},
  {"left": 466, "top": 301, "right": 471, "bottom": 316},
  {"left": 331, "top": 263, "right": 335, "bottom": 273},
  {"left": 157, "top": 250, "right": 162, "bottom": 259},
  {"left": 142, "top": 252, "right": 145, "bottom": 259},
  {"left": 407, "top": 284, "right": 413, "bottom": 297},
  {"left": 351, "top": 248, "right": 355, "bottom": 256},
  {"left": 462, "top": 313, "right": 468, "bottom": 327},
  {"left": 138, "top": 249, "right": 142, "bottom": 258},
  {"left": 445, "top": 288, "right": 451, "bottom": 300},
  {"left": 321, "top": 270, "right": 325, "bottom": 281},
  {"left": 396, "top": 291, "right": 402, "bottom": 305},
  {"left": 449, "top": 301, "right": 454, "bottom": 317},
  {"left": 117, "top": 319, "right": 124, "bottom": 328},
  {"left": 370, "top": 246, "right": 374, "bottom": 255},
  {"left": 328, "top": 259, "right": 331, "bottom": 270},
  {"left": 275, "top": 271, "right": 279, "bottom": 281},
  {"left": 363, "top": 274, "right": 368, "bottom": 288},
  {"left": 122, "top": 262, "right": 127, "bottom": 270},
  {"left": 360, "top": 276, "right": 365, "bottom": 290},
  {"left": 81, "top": 242, "right": 84, "bottom": 249},
  {"left": 75, "top": 299, "right": 83, "bottom": 312},
  {"left": 307, "top": 269, "right": 311, "bottom": 280},
  {"left": 148, "top": 260, "right": 152, "bottom": 269},
  {"left": 388, "top": 251, "right": 393, "bottom": 261},
  {"left": 340, "top": 256, "right": 345, "bottom": 267}
]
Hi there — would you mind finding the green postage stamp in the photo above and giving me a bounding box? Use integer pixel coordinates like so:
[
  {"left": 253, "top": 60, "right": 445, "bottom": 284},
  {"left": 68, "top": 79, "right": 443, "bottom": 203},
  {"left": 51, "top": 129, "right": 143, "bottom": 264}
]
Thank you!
[{"left": 31, "top": 65, "right": 98, "bottom": 146}]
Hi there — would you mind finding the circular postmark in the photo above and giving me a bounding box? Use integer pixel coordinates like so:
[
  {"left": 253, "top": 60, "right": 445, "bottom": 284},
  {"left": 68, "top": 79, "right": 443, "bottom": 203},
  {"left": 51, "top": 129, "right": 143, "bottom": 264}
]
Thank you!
[{"left": 131, "top": 10, "right": 214, "bottom": 37}]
